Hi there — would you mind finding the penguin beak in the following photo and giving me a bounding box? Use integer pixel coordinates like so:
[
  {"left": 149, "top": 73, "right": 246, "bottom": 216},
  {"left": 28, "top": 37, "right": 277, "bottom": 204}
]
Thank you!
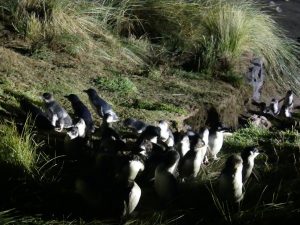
[
  {"left": 83, "top": 89, "right": 88, "bottom": 93},
  {"left": 64, "top": 95, "right": 69, "bottom": 99}
]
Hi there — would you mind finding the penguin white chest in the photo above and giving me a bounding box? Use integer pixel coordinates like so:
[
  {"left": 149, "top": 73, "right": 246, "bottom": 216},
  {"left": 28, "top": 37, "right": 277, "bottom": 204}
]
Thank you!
[{"left": 209, "top": 132, "right": 223, "bottom": 158}]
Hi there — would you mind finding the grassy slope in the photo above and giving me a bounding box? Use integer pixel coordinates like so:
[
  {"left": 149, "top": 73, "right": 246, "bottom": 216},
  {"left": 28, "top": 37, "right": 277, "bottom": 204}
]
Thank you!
[
  {"left": 0, "top": 1, "right": 299, "bottom": 224},
  {"left": 0, "top": 35, "right": 256, "bottom": 129}
]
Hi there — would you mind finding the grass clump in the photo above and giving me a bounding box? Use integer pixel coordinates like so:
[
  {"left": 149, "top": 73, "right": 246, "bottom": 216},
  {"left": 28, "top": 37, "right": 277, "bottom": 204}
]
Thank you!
[
  {"left": 93, "top": 74, "right": 138, "bottom": 94},
  {"left": 109, "top": 0, "right": 300, "bottom": 83},
  {"left": 0, "top": 118, "right": 41, "bottom": 173},
  {"left": 224, "top": 124, "right": 271, "bottom": 152}
]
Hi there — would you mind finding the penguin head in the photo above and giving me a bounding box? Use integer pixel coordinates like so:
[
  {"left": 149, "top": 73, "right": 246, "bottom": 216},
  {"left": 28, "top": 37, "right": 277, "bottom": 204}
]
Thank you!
[
  {"left": 83, "top": 88, "right": 97, "bottom": 97},
  {"left": 64, "top": 94, "right": 80, "bottom": 102},
  {"left": 287, "top": 90, "right": 293, "bottom": 96},
  {"left": 241, "top": 147, "right": 261, "bottom": 161},
  {"left": 223, "top": 154, "right": 243, "bottom": 174},
  {"left": 42, "top": 93, "right": 54, "bottom": 103},
  {"left": 271, "top": 98, "right": 278, "bottom": 104}
]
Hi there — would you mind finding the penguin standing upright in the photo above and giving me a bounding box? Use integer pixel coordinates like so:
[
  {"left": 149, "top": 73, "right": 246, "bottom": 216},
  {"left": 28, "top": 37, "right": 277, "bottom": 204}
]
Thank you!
[
  {"left": 154, "top": 150, "right": 180, "bottom": 201},
  {"left": 280, "top": 90, "right": 293, "bottom": 117},
  {"left": 42, "top": 93, "right": 73, "bottom": 132},
  {"left": 65, "top": 94, "right": 95, "bottom": 135},
  {"left": 84, "top": 88, "right": 118, "bottom": 123},
  {"left": 241, "top": 147, "right": 260, "bottom": 183},
  {"left": 158, "top": 120, "right": 175, "bottom": 147},
  {"left": 219, "top": 154, "right": 244, "bottom": 204},
  {"left": 208, "top": 126, "right": 224, "bottom": 160},
  {"left": 178, "top": 138, "right": 207, "bottom": 179}
]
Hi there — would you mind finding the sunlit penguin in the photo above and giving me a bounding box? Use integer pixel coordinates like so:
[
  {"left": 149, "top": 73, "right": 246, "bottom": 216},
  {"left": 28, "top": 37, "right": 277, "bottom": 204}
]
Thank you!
[
  {"left": 158, "top": 120, "right": 175, "bottom": 147},
  {"left": 65, "top": 94, "right": 95, "bottom": 134},
  {"left": 219, "top": 154, "right": 244, "bottom": 204},
  {"left": 42, "top": 93, "right": 73, "bottom": 132},
  {"left": 123, "top": 118, "right": 148, "bottom": 134},
  {"left": 84, "top": 88, "right": 118, "bottom": 123},
  {"left": 208, "top": 126, "right": 224, "bottom": 160},
  {"left": 154, "top": 150, "right": 180, "bottom": 201},
  {"left": 67, "top": 118, "right": 86, "bottom": 139},
  {"left": 178, "top": 138, "right": 207, "bottom": 179},
  {"left": 241, "top": 147, "right": 260, "bottom": 183}
]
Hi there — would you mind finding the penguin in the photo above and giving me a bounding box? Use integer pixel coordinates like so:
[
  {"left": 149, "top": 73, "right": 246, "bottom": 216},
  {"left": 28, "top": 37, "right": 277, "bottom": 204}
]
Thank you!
[
  {"left": 201, "top": 128, "right": 210, "bottom": 146},
  {"left": 158, "top": 120, "right": 175, "bottom": 147},
  {"left": 136, "top": 125, "right": 161, "bottom": 148},
  {"left": 269, "top": 98, "right": 279, "bottom": 116},
  {"left": 208, "top": 126, "right": 225, "bottom": 160},
  {"left": 219, "top": 154, "right": 244, "bottom": 204},
  {"left": 42, "top": 93, "right": 73, "bottom": 132},
  {"left": 264, "top": 98, "right": 279, "bottom": 116},
  {"left": 66, "top": 118, "right": 86, "bottom": 139},
  {"left": 178, "top": 138, "right": 207, "bottom": 179},
  {"left": 122, "top": 181, "right": 141, "bottom": 216},
  {"left": 123, "top": 118, "right": 148, "bottom": 134},
  {"left": 117, "top": 154, "right": 145, "bottom": 182},
  {"left": 280, "top": 90, "right": 293, "bottom": 117},
  {"left": 241, "top": 147, "right": 260, "bottom": 183},
  {"left": 64, "top": 94, "right": 95, "bottom": 134},
  {"left": 84, "top": 88, "right": 118, "bottom": 123},
  {"left": 177, "top": 134, "right": 190, "bottom": 158},
  {"left": 154, "top": 150, "right": 180, "bottom": 201}
]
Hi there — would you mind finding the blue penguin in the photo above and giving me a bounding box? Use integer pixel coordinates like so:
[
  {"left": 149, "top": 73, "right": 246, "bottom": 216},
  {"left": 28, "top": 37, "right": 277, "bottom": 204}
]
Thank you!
[
  {"left": 42, "top": 93, "right": 73, "bottom": 132},
  {"left": 136, "top": 125, "right": 161, "bottom": 148},
  {"left": 66, "top": 118, "right": 86, "bottom": 139},
  {"left": 65, "top": 94, "right": 95, "bottom": 134},
  {"left": 154, "top": 150, "right": 180, "bottom": 201},
  {"left": 208, "top": 126, "right": 224, "bottom": 160},
  {"left": 178, "top": 138, "right": 207, "bottom": 179},
  {"left": 269, "top": 98, "right": 279, "bottom": 116},
  {"left": 122, "top": 181, "right": 142, "bottom": 216},
  {"left": 117, "top": 154, "right": 145, "bottom": 182},
  {"left": 177, "top": 134, "right": 190, "bottom": 158},
  {"left": 241, "top": 147, "right": 260, "bottom": 183},
  {"left": 158, "top": 120, "right": 175, "bottom": 147},
  {"left": 280, "top": 90, "right": 293, "bottom": 117},
  {"left": 219, "top": 154, "right": 244, "bottom": 204},
  {"left": 123, "top": 118, "right": 148, "bottom": 134},
  {"left": 84, "top": 88, "right": 118, "bottom": 123}
]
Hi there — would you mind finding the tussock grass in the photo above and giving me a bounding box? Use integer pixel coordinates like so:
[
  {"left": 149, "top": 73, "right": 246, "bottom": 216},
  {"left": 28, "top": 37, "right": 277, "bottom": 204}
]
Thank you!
[
  {"left": 107, "top": 0, "right": 300, "bottom": 82},
  {"left": 0, "top": 117, "right": 42, "bottom": 173},
  {"left": 93, "top": 74, "right": 138, "bottom": 94}
]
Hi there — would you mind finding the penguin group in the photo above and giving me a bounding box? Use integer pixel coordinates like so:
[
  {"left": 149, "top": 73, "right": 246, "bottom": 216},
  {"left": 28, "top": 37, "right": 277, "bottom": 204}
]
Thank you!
[{"left": 20, "top": 87, "right": 265, "bottom": 217}]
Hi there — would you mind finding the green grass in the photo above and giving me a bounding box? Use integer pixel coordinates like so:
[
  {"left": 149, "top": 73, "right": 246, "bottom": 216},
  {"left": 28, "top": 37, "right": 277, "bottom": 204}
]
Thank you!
[
  {"left": 0, "top": 117, "right": 42, "bottom": 173},
  {"left": 129, "top": 99, "right": 186, "bottom": 114},
  {"left": 93, "top": 74, "right": 138, "bottom": 94}
]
